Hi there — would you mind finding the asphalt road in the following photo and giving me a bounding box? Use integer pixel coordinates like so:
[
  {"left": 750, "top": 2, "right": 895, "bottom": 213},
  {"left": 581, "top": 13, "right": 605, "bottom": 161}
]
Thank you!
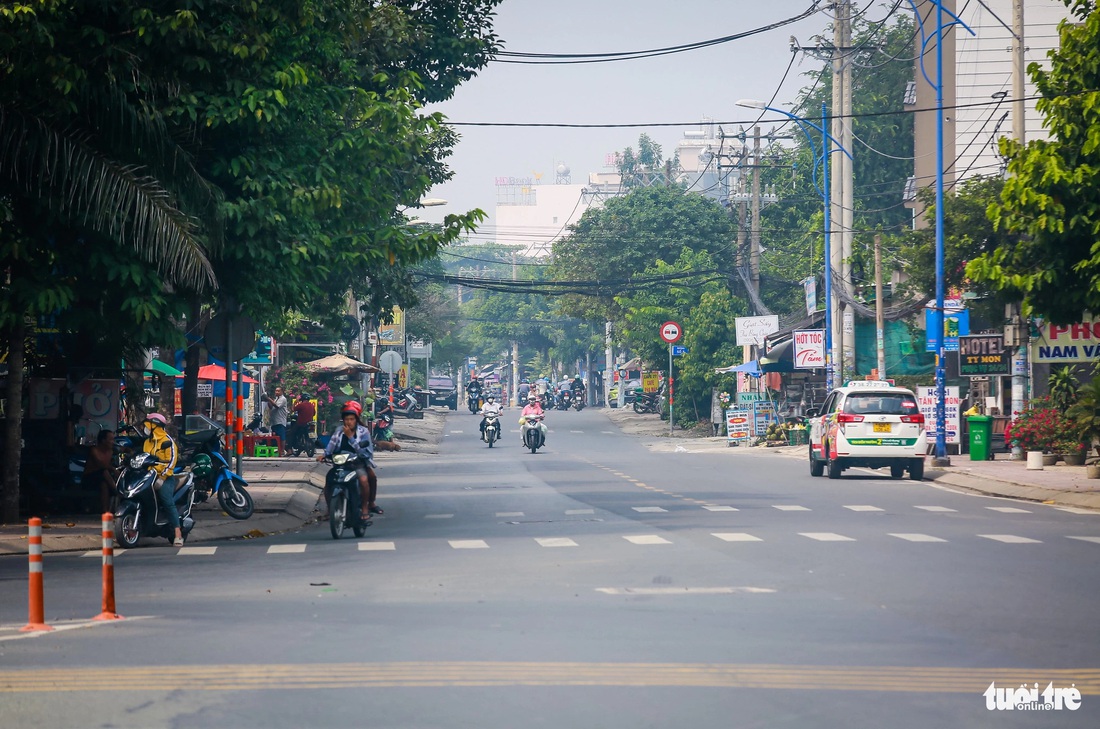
[{"left": 2, "top": 408, "right": 1099, "bottom": 728}]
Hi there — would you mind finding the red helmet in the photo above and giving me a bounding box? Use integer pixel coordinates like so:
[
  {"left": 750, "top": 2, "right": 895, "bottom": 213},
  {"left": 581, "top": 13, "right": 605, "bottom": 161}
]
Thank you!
[{"left": 340, "top": 401, "right": 363, "bottom": 419}]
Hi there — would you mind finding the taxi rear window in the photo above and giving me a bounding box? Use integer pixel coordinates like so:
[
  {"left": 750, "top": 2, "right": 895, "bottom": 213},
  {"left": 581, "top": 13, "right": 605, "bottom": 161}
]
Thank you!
[{"left": 842, "top": 392, "right": 919, "bottom": 415}]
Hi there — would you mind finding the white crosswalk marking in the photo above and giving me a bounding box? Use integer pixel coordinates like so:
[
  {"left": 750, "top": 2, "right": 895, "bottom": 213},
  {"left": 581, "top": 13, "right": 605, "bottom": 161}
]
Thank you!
[
  {"left": 1066, "top": 536, "right": 1100, "bottom": 544},
  {"left": 978, "top": 534, "right": 1041, "bottom": 544},
  {"left": 889, "top": 533, "right": 947, "bottom": 542},
  {"left": 632, "top": 506, "right": 668, "bottom": 513},
  {"left": 177, "top": 546, "right": 217, "bottom": 555},
  {"left": 449, "top": 540, "right": 489, "bottom": 549},
  {"left": 565, "top": 509, "right": 594, "bottom": 515},
  {"left": 915, "top": 506, "right": 957, "bottom": 512},
  {"left": 82, "top": 549, "right": 127, "bottom": 557},
  {"left": 1055, "top": 507, "right": 1098, "bottom": 515},
  {"left": 844, "top": 505, "right": 884, "bottom": 512},
  {"left": 799, "top": 533, "right": 856, "bottom": 542},
  {"left": 702, "top": 505, "right": 739, "bottom": 512},
  {"left": 986, "top": 506, "right": 1032, "bottom": 514},
  {"left": 623, "top": 535, "right": 671, "bottom": 545},
  {"left": 266, "top": 544, "right": 306, "bottom": 554},
  {"left": 772, "top": 505, "right": 811, "bottom": 512},
  {"left": 358, "top": 542, "right": 396, "bottom": 551},
  {"left": 712, "top": 533, "right": 763, "bottom": 542},
  {"left": 535, "top": 537, "right": 578, "bottom": 548},
  {"left": 425, "top": 514, "right": 454, "bottom": 519},
  {"left": 496, "top": 512, "right": 525, "bottom": 517}
]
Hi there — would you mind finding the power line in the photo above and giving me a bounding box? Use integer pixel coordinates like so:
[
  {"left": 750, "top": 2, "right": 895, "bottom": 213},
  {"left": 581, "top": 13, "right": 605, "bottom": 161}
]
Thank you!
[{"left": 492, "top": 4, "right": 822, "bottom": 65}]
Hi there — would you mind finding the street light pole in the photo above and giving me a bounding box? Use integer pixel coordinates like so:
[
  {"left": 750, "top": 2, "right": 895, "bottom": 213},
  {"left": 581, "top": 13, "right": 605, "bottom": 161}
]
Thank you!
[{"left": 933, "top": 0, "right": 949, "bottom": 466}]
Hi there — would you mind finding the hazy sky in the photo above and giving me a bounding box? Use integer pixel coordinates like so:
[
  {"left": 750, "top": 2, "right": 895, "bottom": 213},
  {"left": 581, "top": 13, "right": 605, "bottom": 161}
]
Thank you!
[{"left": 419, "top": 0, "right": 850, "bottom": 232}]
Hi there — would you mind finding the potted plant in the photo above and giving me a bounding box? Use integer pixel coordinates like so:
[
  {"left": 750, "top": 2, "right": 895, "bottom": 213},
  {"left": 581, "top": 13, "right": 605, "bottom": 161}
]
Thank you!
[
  {"left": 1057, "top": 438, "right": 1088, "bottom": 466},
  {"left": 1005, "top": 398, "right": 1063, "bottom": 464},
  {"left": 1066, "top": 378, "right": 1100, "bottom": 463}
]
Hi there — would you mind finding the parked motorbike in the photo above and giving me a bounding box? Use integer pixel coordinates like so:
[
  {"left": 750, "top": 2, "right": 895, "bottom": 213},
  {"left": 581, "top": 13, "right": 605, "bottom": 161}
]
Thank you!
[
  {"left": 380, "top": 387, "right": 424, "bottom": 419},
  {"left": 113, "top": 453, "right": 198, "bottom": 548},
  {"left": 633, "top": 389, "right": 660, "bottom": 414},
  {"left": 557, "top": 390, "right": 573, "bottom": 411},
  {"left": 321, "top": 451, "right": 371, "bottom": 539},
  {"left": 287, "top": 422, "right": 317, "bottom": 457},
  {"left": 482, "top": 412, "right": 500, "bottom": 447},
  {"left": 179, "top": 428, "right": 254, "bottom": 520},
  {"left": 521, "top": 414, "right": 546, "bottom": 454}
]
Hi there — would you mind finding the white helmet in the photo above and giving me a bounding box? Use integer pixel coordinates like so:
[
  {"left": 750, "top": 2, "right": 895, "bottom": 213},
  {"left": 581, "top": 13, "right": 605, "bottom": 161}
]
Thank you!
[
  {"left": 486, "top": 395, "right": 495, "bottom": 403},
  {"left": 527, "top": 394, "right": 537, "bottom": 403}
]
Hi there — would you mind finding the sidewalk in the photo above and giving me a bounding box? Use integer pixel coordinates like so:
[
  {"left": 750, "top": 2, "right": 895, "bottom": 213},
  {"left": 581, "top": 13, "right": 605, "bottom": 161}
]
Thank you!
[{"left": 0, "top": 408, "right": 450, "bottom": 555}]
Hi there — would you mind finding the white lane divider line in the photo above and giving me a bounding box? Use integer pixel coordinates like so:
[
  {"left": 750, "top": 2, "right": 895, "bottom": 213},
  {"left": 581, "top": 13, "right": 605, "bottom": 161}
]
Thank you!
[
  {"left": 702, "top": 505, "right": 739, "bottom": 512},
  {"left": 266, "top": 544, "right": 307, "bottom": 554},
  {"left": 449, "top": 430, "right": 465, "bottom": 434},
  {"left": 496, "top": 512, "right": 525, "bottom": 517},
  {"left": 359, "top": 542, "right": 396, "bottom": 551},
  {"left": 623, "top": 535, "right": 672, "bottom": 545},
  {"left": 978, "top": 534, "right": 1042, "bottom": 544},
  {"left": 1067, "top": 536, "right": 1100, "bottom": 544},
  {"left": 915, "top": 505, "right": 957, "bottom": 512},
  {"left": 570, "top": 430, "right": 585, "bottom": 434},
  {"left": 1055, "top": 507, "right": 1098, "bottom": 515},
  {"left": 536, "top": 537, "right": 578, "bottom": 548},
  {"left": 844, "top": 505, "right": 884, "bottom": 512},
  {"left": 632, "top": 506, "right": 668, "bottom": 513},
  {"left": 889, "top": 533, "right": 948, "bottom": 543},
  {"left": 177, "top": 546, "right": 217, "bottom": 555},
  {"left": 510, "top": 429, "right": 522, "bottom": 433},
  {"left": 772, "top": 505, "right": 811, "bottom": 512},
  {"left": 449, "top": 539, "right": 489, "bottom": 549},
  {"left": 601, "top": 430, "right": 615, "bottom": 434},
  {"left": 799, "top": 532, "right": 856, "bottom": 542},
  {"left": 712, "top": 533, "right": 763, "bottom": 542},
  {"left": 986, "top": 506, "right": 1032, "bottom": 514},
  {"left": 565, "top": 509, "right": 594, "bottom": 515},
  {"left": 595, "top": 586, "right": 776, "bottom": 595},
  {"left": 425, "top": 514, "right": 454, "bottom": 519},
  {"left": 82, "top": 549, "right": 127, "bottom": 557}
]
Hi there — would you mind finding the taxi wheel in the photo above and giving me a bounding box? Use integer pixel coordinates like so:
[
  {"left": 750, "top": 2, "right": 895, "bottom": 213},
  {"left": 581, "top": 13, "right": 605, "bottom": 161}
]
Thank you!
[
  {"left": 827, "top": 454, "right": 843, "bottom": 480},
  {"left": 909, "top": 459, "right": 925, "bottom": 481},
  {"left": 890, "top": 464, "right": 905, "bottom": 479},
  {"left": 809, "top": 445, "right": 825, "bottom": 477}
]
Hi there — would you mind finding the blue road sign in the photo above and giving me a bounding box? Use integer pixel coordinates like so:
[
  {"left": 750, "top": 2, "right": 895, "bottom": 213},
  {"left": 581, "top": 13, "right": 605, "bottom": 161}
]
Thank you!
[{"left": 672, "top": 345, "right": 689, "bottom": 356}]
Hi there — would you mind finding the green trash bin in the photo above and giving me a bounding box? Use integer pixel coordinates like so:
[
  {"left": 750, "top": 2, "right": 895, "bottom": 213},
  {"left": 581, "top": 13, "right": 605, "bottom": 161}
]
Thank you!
[{"left": 968, "top": 415, "right": 992, "bottom": 461}]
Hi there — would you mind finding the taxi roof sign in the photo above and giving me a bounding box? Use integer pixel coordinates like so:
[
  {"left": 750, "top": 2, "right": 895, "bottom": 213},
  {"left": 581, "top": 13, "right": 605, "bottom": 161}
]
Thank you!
[{"left": 844, "top": 380, "right": 896, "bottom": 389}]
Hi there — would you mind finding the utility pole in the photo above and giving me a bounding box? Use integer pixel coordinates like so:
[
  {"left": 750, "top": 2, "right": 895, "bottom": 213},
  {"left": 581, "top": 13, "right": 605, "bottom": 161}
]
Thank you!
[
  {"left": 839, "top": 0, "right": 856, "bottom": 382},
  {"left": 874, "top": 234, "right": 886, "bottom": 379},
  {"left": 1009, "top": 0, "right": 1027, "bottom": 457},
  {"left": 511, "top": 252, "right": 519, "bottom": 406},
  {"left": 830, "top": 1, "right": 847, "bottom": 384},
  {"left": 750, "top": 125, "right": 762, "bottom": 301}
]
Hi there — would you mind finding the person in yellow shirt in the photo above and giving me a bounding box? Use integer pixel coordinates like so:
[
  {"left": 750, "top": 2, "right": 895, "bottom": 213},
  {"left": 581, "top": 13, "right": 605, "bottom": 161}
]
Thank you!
[{"left": 141, "top": 413, "right": 183, "bottom": 546}]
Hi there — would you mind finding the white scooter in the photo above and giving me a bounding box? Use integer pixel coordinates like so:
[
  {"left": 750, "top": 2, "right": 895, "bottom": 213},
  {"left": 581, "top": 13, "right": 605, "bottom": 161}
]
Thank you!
[
  {"left": 521, "top": 414, "right": 546, "bottom": 454},
  {"left": 482, "top": 412, "right": 500, "bottom": 447}
]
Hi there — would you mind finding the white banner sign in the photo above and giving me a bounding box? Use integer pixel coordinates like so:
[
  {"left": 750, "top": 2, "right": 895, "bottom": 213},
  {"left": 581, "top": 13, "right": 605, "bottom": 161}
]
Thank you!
[
  {"left": 802, "top": 277, "right": 817, "bottom": 315},
  {"left": 917, "top": 386, "right": 961, "bottom": 445},
  {"left": 197, "top": 383, "right": 214, "bottom": 398},
  {"left": 735, "top": 315, "right": 780, "bottom": 347},
  {"left": 793, "top": 330, "right": 826, "bottom": 369}
]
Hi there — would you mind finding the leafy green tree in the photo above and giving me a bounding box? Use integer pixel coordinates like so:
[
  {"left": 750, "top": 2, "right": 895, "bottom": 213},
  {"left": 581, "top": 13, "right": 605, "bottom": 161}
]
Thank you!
[{"left": 967, "top": 0, "right": 1100, "bottom": 324}]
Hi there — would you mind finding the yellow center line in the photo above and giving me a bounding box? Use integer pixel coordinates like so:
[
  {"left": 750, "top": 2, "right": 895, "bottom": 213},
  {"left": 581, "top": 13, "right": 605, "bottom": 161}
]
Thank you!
[{"left": 3, "top": 663, "right": 1098, "bottom": 693}]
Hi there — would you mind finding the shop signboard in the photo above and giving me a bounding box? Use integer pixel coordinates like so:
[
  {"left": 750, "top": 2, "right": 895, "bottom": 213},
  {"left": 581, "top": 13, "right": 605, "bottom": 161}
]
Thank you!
[
  {"left": 959, "top": 334, "right": 1009, "bottom": 376},
  {"left": 378, "top": 306, "right": 405, "bottom": 346},
  {"left": 1031, "top": 316, "right": 1100, "bottom": 363},
  {"left": 753, "top": 400, "right": 778, "bottom": 437},
  {"left": 793, "top": 329, "right": 826, "bottom": 369},
  {"left": 737, "top": 392, "right": 765, "bottom": 405},
  {"left": 642, "top": 372, "right": 660, "bottom": 393},
  {"left": 735, "top": 315, "right": 780, "bottom": 347},
  {"left": 725, "top": 407, "right": 752, "bottom": 442},
  {"left": 917, "top": 386, "right": 961, "bottom": 445},
  {"left": 925, "top": 306, "right": 970, "bottom": 352}
]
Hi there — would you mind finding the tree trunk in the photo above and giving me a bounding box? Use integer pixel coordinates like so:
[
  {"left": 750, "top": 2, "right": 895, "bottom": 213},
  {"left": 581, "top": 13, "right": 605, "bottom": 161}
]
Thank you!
[
  {"left": 182, "top": 298, "right": 201, "bottom": 416},
  {"left": 3, "top": 318, "right": 26, "bottom": 523}
]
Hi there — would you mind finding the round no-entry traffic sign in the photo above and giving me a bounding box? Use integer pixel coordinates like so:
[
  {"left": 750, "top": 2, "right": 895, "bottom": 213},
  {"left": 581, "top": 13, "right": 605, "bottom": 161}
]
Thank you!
[{"left": 659, "top": 321, "right": 682, "bottom": 344}]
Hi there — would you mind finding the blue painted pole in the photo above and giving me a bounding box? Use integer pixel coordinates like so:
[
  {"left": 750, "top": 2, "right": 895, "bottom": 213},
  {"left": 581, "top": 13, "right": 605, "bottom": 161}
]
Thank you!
[
  {"left": 822, "top": 101, "right": 833, "bottom": 390},
  {"left": 934, "top": 1, "right": 948, "bottom": 463}
]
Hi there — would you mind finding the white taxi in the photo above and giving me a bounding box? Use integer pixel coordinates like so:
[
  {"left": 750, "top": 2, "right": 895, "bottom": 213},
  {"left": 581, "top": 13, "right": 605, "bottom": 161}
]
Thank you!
[{"left": 807, "top": 380, "right": 926, "bottom": 480}]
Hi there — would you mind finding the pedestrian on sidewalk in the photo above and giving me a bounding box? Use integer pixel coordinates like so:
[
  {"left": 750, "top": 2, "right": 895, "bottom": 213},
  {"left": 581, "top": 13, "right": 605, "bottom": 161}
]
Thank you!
[
  {"left": 263, "top": 386, "right": 290, "bottom": 456},
  {"left": 83, "top": 429, "right": 118, "bottom": 513}
]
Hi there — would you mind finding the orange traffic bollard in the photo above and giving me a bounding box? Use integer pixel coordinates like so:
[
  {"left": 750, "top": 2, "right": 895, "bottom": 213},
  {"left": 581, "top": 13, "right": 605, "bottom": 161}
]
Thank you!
[
  {"left": 20, "top": 517, "right": 52, "bottom": 632},
  {"left": 93, "top": 513, "right": 122, "bottom": 621}
]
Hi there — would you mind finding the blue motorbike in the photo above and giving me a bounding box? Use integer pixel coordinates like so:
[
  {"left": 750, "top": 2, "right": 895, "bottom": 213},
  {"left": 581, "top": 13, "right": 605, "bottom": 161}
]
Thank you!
[{"left": 181, "top": 428, "right": 254, "bottom": 520}]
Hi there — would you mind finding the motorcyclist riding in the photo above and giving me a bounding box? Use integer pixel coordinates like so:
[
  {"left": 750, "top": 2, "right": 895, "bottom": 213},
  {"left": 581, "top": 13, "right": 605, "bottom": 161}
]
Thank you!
[
  {"left": 571, "top": 375, "right": 586, "bottom": 397},
  {"left": 467, "top": 376, "right": 483, "bottom": 399},
  {"left": 517, "top": 378, "right": 531, "bottom": 403},
  {"left": 520, "top": 394, "right": 547, "bottom": 445},
  {"left": 479, "top": 395, "right": 504, "bottom": 441},
  {"left": 316, "top": 401, "right": 380, "bottom": 520},
  {"left": 141, "top": 412, "right": 183, "bottom": 546}
]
